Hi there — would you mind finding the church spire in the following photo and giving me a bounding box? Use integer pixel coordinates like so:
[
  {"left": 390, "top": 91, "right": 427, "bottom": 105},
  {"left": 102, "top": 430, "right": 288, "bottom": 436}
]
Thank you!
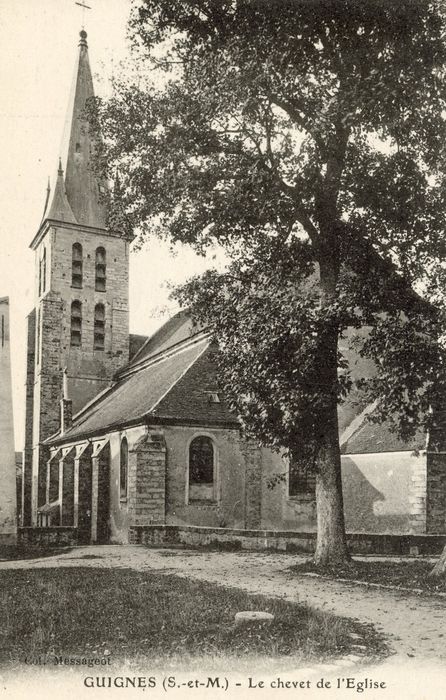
[{"left": 55, "top": 29, "right": 108, "bottom": 229}]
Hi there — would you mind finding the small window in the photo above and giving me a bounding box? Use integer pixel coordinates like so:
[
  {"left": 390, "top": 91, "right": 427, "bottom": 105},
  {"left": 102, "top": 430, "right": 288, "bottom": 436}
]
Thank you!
[
  {"left": 288, "top": 451, "right": 315, "bottom": 497},
  {"left": 95, "top": 247, "right": 106, "bottom": 291},
  {"left": 72, "top": 243, "right": 83, "bottom": 288},
  {"left": 94, "top": 303, "right": 105, "bottom": 350},
  {"left": 75, "top": 142, "right": 81, "bottom": 153},
  {"left": 120, "top": 437, "right": 128, "bottom": 499},
  {"left": 70, "top": 300, "right": 82, "bottom": 347},
  {"left": 189, "top": 436, "right": 215, "bottom": 502}
]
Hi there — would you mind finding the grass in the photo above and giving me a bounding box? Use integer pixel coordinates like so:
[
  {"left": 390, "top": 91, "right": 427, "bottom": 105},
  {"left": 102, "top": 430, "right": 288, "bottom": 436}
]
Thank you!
[
  {"left": 0, "top": 567, "right": 385, "bottom": 670},
  {"left": 292, "top": 558, "right": 446, "bottom": 595}
]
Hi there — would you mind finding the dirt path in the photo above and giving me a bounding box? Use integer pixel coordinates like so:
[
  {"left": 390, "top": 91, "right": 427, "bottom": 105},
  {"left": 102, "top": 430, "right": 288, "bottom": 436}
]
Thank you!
[{"left": 1, "top": 544, "right": 445, "bottom": 665}]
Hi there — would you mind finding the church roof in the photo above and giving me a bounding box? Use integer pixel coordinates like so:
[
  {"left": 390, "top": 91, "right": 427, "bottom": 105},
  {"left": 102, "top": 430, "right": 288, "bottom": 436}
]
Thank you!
[
  {"left": 46, "top": 316, "right": 237, "bottom": 445},
  {"left": 125, "top": 310, "right": 203, "bottom": 369},
  {"left": 48, "top": 336, "right": 210, "bottom": 443},
  {"left": 341, "top": 418, "right": 425, "bottom": 454},
  {"left": 129, "top": 333, "right": 149, "bottom": 361}
]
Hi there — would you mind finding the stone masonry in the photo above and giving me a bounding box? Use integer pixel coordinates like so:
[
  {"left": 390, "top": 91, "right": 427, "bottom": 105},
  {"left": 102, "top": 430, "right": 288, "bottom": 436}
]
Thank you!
[
  {"left": 409, "top": 457, "right": 427, "bottom": 533},
  {"left": 241, "top": 441, "right": 263, "bottom": 529},
  {"left": 128, "top": 434, "right": 167, "bottom": 533},
  {"left": 26, "top": 224, "right": 131, "bottom": 526}
]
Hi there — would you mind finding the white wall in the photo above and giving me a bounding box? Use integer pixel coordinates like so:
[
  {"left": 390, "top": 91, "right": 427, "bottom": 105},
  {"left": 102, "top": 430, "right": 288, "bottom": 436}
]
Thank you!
[
  {"left": 0, "top": 299, "right": 17, "bottom": 543},
  {"left": 342, "top": 451, "right": 425, "bottom": 533}
]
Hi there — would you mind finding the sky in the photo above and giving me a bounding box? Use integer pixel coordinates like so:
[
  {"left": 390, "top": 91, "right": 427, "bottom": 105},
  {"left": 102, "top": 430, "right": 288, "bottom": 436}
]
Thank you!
[{"left": 0, "top": 0, "right": 222, "bottom": 449}]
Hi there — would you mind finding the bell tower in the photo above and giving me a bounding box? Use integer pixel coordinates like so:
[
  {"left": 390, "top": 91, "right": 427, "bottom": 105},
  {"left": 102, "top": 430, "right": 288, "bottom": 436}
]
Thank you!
[{"left": 22, "top": 30, "right": 133, "bottom": 526}]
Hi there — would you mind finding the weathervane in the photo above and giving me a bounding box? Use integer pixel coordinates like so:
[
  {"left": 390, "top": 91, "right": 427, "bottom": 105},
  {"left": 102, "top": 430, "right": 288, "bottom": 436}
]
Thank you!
[{"left": 75, "top": 1, "right": 92, "bottom": 29}]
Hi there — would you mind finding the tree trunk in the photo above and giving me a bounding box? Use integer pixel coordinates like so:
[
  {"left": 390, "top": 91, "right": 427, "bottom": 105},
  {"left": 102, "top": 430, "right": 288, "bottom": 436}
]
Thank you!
[
  {"left": 314, "top": 419, "right": 350, "bottom": 567},
  {"left": 313, "top": 325, "right": 350, "bottom": 567},
  {"left": 312, "top": 240, "right": 351, "bottom": 568},
  {"left": 429, "top": 545, "right": 446, "bottom": 577}
]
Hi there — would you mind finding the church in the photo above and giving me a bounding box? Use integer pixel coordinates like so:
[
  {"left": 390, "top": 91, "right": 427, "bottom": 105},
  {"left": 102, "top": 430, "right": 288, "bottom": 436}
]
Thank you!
[{"left": 20, "top": 30, "right": 446, "bottom": 546}]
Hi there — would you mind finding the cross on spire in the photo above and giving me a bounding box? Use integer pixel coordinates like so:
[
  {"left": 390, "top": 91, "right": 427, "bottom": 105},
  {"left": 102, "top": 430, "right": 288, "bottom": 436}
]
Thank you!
[{"left": 75, "top": 1, "right": 92, "bottom": 29}]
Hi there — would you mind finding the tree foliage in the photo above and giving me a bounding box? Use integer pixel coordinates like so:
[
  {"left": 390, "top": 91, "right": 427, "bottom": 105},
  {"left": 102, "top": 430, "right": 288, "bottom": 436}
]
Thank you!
[{"left": 99, "top": 0, "right": 446, "bottom": 565}]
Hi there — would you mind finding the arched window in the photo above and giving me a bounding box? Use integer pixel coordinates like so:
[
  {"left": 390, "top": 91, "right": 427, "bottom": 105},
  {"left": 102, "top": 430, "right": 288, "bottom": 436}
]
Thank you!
[
  {"left": 72, "top": 243, "right": 83, "bottom": 288},
  {"left": 188, "top": 436, "right": 215, "bottom": 502},
  {"left": 94, "top": 303, "right": 105, "bottom": 350},
  {"left": 95, "top": 247, "right": 106, "bottom": 291},
  {"left": 70, "top": 300, "right": 82, "bottom": 347},
  {"left": 120, "top": 437, "right": 128, "bottom": 499}
]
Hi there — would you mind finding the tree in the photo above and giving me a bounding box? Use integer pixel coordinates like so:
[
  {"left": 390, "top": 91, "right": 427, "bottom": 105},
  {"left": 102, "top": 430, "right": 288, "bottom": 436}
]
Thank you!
[{"left": 98, "top": 0, "right": 446, "bottom": 567}]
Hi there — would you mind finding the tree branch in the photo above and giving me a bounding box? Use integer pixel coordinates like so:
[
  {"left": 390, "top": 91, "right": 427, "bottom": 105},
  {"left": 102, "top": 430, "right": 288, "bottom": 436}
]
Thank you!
[
  {"left": 229, "top": 114, "right": 320, "bottom": 244},
  {"left": 267, "top": 91, "right": 327, "bottom": 159},
  {"left": 276, "top": 175, "right": 320, "bottom": 243}
]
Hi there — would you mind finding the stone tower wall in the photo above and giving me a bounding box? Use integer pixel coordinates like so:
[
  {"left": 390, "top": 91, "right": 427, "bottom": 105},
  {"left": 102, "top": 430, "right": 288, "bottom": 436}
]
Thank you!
[
  {"left": 34, "top": 225, "right": 130, "bottom": 414},
  {"left": 27, "top": 224, "right": 130, "bottom": 525}
]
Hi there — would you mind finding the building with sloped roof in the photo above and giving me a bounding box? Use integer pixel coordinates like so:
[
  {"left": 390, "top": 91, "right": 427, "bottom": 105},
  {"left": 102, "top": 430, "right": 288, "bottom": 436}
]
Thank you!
[{"left": 21, "top": 29, "right": 445, "bottom": 544}]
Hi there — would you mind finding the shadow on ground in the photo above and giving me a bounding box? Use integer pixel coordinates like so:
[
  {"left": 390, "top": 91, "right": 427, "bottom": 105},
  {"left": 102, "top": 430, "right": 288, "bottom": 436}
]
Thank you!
[{"left": 0, "top": 546, "right": 73, "bottom": 561}]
